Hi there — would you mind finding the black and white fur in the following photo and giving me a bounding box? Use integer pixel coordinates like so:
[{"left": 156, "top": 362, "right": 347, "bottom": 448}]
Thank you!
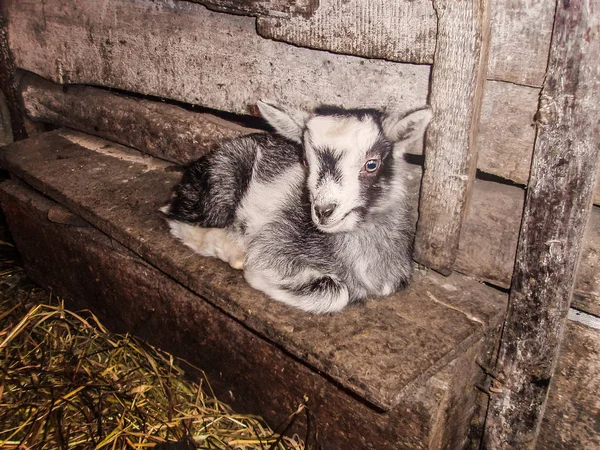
[{"left": 162, "top": 101, "right": 432, "bottom": 313}]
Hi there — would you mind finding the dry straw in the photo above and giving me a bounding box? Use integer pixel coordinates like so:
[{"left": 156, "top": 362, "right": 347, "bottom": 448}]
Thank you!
[{"left": 0, "top": 265, "right": 307, "bottom": 449}]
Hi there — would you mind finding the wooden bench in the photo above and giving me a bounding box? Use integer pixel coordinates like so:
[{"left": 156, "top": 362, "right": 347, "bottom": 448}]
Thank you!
[{"left": 1, "top": 129, "right": 505, "bottom": 449}]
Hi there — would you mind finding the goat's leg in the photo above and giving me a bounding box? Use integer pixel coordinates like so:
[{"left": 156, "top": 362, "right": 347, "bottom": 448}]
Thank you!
[
  {"left": 244, "top": 266, "right": 349, "bottom": 313},
  {"left": 166, "top": 220, "right": 246, "bottom": 270}
]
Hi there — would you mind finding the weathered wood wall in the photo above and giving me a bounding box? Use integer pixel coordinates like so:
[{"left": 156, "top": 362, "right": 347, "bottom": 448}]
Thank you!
[
  {"left": 483, "top": 0, "right": 600, "bottom": 445},
  {"left": 536, "top": 320, "right": 600, "bottom": 450},
  {"left": 257, "top": 0, "right": 437, "bottom": 64},
  {"left": 7, "top": 0, "right": 598, "bottom": 313},
  {"left": 256, "top": 0, "right": 554, "bottom": 87},
  {"left": 455, "top": 181, "right": 600, "bottom": 316},
  {"left": 3, "top": 0, "right": 429, "bottom": 115}
]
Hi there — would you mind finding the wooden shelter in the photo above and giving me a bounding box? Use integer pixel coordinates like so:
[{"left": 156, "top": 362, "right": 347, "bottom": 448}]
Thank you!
[{"left": 0, "top": 0, "right": 598, "bottom": 448}]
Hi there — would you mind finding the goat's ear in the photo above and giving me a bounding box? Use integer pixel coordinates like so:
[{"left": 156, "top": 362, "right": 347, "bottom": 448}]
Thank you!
[
  {"left": 257, "top": 100, "right": 309, "bottom": 144},
  {"left": 383, "top": 107, "right": 432, "bottom": 151}
]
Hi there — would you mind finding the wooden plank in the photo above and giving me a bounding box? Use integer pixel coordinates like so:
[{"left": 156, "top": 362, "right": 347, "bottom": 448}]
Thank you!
[
  {"left": 22, "top": 71, "right": 600, "bottom": 312},
  {"left": 20, "top": 73, "right": 259, "bottom": 165},
  {"left": 574, "top": 206, "right": 600, "bottom": 317},
  {"left": 0, "top": 7, "right": 25, "bottom": 141},
  {"left": 413, "top": 0, "right": 491, "bottom": 275},
  {"left": 0, "top": 90, "right": 12, "bottom": 145},
  {"left": 257, "top": 0, "right": 436, "bottom": 64},
  {"left": 189, "top": 0, "right": 319, "bottom": 17},
  {"left": 0, "top": 179, "right": 492, "bottom": 450},
  {"left": 455, "top": 180, "right": 600, "bottom": 316},
  {"left": 455, "top": 180, "right": 524, "bottom": 289},
  {"left": 0, "top": 129, "right": 507, "bottom": 412},
  {"left": 487, "top": 0, "right": 555, "bottom": 87},
  {"left": 476, "top": 81, "right": 538, "bottom": 186},
  {"left": 536, "top": 321, "right": 600, "bottom": 450},
  {"left": 3, "top": 0, "right": 430, "bottom": 115},
  {"left": 407, "top": 81, "right": 540, "bottom": 187},
  {"left": 483, "top": 0, "right": 600, "bottom": 447},
  {"left": 257, "top": 0, "right": 553, "bottom": 90}
]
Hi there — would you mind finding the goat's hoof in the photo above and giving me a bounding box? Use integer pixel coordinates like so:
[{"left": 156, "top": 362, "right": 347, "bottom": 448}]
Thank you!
[{"left": 229, "top": 256, "right": 245, "bottom": 270}]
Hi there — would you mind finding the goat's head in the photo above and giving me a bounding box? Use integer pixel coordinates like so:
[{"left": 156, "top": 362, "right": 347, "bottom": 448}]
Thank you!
[{"left": 258, "top": 101, "right": 432, "bottom": 233}]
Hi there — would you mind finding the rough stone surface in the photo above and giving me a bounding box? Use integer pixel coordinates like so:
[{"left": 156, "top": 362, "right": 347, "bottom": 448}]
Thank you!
[
  {"left": 536, "top": 321, "right": 600, "bottom": 450},
  {"left": 0, "top": 129, "right": 507, "bottom": 413},
  {"left": 3, "top": 0, "right": 430, "bottom": 115}
]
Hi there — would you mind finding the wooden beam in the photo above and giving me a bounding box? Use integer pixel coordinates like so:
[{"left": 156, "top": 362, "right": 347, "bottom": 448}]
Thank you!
[
  {"left": 413, "top": 0, "right": 491, "bottom": 275},
  {"left": 536, "top": 321, "right": 600, "bottom": 450},
  {"left": 193, "top": 0, "right": 319, "bottom": 17},
  {"left": 483, "top": 0, "right": 600, "bottom": 447},
  {"left": 257, "top": 0, "right": 437, "bottom": 64},
  {"left": 257, "top": 0, "right": 554, "bottom": 88},
  {"left": 0, "top": 8, "right": 25, "bottom": 141},
  {"left": 20, "top": 73, "right": 259, "bottom": 165},
  {"left": 487, "top": 0, "right": 555, "bottom": 87}
]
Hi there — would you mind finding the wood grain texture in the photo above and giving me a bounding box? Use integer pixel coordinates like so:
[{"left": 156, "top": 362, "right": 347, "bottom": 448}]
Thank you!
[
  {"left": 190, "top": 0, "right": 318, "bottom": 17},
  {"left": 536, "top": 321, "right": 600, "bottom": 450},
  {"left": 0, "top": 90, "right": 12, "bottom": 145},
  {"left": 0, "top": 179, "right": 496, "bottom": 450},
  {"left": 257, "top": 0, "right": 553, "bottom": 90},
  {"left": 476, "top": 81, "right": 538, "bottom": 185},
  {"left": 455, "top": 180, "right": 524, "bottom": 288},
  {"left": 0, "top": 7, "right": 25, "bottom": 141},
  {"left": 20, "top": 73, "right": 260, "bottom": 165},
  {"left": 257, "top": 0, "right": 436, "bottom": 64},
  {"left": 574, "top": 206, "right": 600, "bottom": 316},
  {"left": 455, "top": 180, "right": 600, "bottom": 316},
  {"left": 414, "top": 0, "right": 491, "bottom": 275},
  {"left": 483, "top": 0, "right": 600, "bottom": 447},
  {"left": 3, "top": 0, "right": 429, "bottom": 115},
  {"left": 487, "top": 0, "right": 555, "bottom": 87}
]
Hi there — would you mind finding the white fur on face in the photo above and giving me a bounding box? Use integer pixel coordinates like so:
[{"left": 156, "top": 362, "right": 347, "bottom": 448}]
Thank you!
[{"left": 304, "top": 115, "right": 382, "bottom": 232}]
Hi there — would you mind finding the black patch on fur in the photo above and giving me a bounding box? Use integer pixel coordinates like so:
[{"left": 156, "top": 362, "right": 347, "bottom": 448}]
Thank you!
[
  {"left": 315, "top": 148, "right": 342, "bottom": 184},
  {"left": 314, "top": 105, "right": 384, "bottom": 126},
  {"left": 360, "top": 139, "right": 394, "bottom": 209},
  {"left": 253, "top": 134, "right": 303, "bottom": 183},
  {"left": 167, "top": 156, "right": 215, "bottom": 224},
  {"left": 289, "top": 275, "right": 343, "bottom": 298},
  {"left": 167, "top": 135, "right": 259, "bottom": 227}
]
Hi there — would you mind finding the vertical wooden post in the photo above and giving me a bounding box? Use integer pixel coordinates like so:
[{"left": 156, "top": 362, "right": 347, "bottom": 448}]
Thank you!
[
  {"left": 414, "top": 0, "right": 490, "bottom": 275},
  {"left": 483, "top": 0, "right": 600, "bottom": 448},
  {"left": 0, "top": 9, "right": 26, "bottom": 141}
]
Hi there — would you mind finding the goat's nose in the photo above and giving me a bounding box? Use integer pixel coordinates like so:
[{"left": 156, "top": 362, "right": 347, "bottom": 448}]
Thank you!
[{"left": 315, "top": 203, "right": 336, "bottom": 220}]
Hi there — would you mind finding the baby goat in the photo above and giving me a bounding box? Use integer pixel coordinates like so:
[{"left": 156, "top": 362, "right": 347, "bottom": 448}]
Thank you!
[{"left": 162, "top": 102, "right": 432, "bottom": 313}]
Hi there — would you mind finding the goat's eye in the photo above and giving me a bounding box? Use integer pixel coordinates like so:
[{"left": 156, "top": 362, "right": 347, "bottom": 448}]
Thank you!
[
  {"left": 302, "top": 158, "right": 308, "bottom": 168},
  {"left": 364, "top": 159, "right": 379, "bottom": 172}
]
